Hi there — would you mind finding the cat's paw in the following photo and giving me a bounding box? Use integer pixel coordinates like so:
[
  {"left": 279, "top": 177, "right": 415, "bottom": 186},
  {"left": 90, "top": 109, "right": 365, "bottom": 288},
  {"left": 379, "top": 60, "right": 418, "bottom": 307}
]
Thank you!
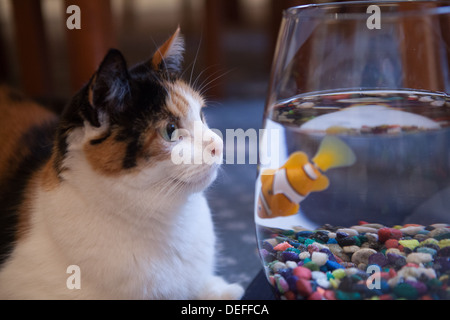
[
  {"left": 218, "top": 282, "right": 245, "bottom": 300},
  {"left": 198, "top": 276, "right": 245, "bottom": 300}
]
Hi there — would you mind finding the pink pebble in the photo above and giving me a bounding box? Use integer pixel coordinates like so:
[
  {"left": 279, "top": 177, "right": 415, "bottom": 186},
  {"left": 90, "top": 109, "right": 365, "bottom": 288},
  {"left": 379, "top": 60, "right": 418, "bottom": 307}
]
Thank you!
[
  {"left": 324, "top": 290, "right": 336, "bottom": 300},
  {"left": 296, "top": 278, "right": 313, "bottom": 297},
  {"left": 273, "top": 242, "right": 293, "bottom": 251},
  {"left": 293, "top": 266, "right": 312, "bottom": 280},
  {"left": 307, "top": 291, "right": 323, "bottom": 300}
]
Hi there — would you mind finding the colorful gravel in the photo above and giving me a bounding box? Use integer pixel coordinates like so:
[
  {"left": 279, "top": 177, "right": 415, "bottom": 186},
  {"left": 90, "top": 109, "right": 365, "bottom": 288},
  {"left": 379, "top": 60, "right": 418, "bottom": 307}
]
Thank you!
[{"left": 258, "top": 222, "right": 450, "bottom": 300}]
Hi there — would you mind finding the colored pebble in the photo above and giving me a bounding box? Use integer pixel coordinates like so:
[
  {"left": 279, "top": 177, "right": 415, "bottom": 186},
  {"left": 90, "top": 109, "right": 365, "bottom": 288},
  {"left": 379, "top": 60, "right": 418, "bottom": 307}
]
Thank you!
[
  {"left": 378, "top": 228, "right": 403, "bottom": 243},
  {"left": 274, "top": 242, "right": 293, "bottom": 251},
  {"left": 293, "top": 266, "right": 312, "bottom": 280},
  {"left": 260, "top": 222, "right": 450, "bottom": 300},
  {"left": 332, "top": 268, "right": 346, "bottom": 280},
  {"left": 311, "top": 252, "right": 329, "bottom": 266},
  {"left": 398, "top": 239, "right": 420, "bottom": 250},
  {"left": 406, "top": 252, "right": 433, "bottom": 264}
]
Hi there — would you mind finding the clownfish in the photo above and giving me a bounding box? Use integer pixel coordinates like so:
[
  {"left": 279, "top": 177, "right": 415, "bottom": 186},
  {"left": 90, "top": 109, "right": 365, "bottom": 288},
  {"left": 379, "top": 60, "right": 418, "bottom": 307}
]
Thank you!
[{"left": 257, "top": 136, "right": 356, "bottom": 219}]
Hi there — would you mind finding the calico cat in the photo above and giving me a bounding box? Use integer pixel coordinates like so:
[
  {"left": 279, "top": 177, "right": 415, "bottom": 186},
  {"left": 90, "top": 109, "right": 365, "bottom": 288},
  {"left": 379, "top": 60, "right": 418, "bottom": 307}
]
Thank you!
[{"left": 0, "top": 28, "right": 244, "bottom": 299}]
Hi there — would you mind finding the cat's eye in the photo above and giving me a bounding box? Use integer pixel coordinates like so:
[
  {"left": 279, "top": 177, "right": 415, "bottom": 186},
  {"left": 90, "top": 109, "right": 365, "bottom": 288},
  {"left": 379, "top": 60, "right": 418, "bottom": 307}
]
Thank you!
[{"left": 160, "top": 123, "right": 179, "bottom": 142}]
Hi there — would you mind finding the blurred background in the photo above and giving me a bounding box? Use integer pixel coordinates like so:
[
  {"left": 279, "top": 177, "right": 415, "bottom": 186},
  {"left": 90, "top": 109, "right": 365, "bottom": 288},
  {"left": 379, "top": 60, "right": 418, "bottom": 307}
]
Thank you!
[{"left": 0, "top": 0, "right": 324, "bottom": 291}]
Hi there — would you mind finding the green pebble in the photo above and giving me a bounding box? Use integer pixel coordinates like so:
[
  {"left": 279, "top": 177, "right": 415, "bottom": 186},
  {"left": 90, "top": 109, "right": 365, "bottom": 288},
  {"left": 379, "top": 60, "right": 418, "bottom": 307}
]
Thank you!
[
  {"left": 297, "top": 236, "right": 306, "bottom": 243},
  {"left": 435, "top": 231, "right": 450, "bottom": 241},
  {"left": 399, "top": 239, "right": 420, "bottom": 250},
  {"left": 353, "top": 236, "right": 361, "bottom": 246},
  {"left": 303, "top": 258, "right": 312, "bottom": 264},
  {"left": 286, "top": 247, "right": 301, "bottom": 254},
  {"left": 358, "top": 235, "right": 368, "bottom": 244},
  {"left": 427, "top": 278, "right": 442, "bottom": 289},
  {"left": 439, "top": 239, "right": 450, "bottom": 248},
  {"left": 305, "top": 239, "right": 316, "bottom": 246},
  {"left": 332, "top": 269, "right": 346, "bottom": 280},
  {"left": 281, "top": 229, "right": 295, "bottom": 236},
  {"left": 326, "top": 271, "right": 334, "bottom": 280},
  {"left": 303, "top": 261, "right": 319, "bottom": 271},
  {"left": 393, "top": 283, "right": 418, "bottom": 300},
  {"left": 419, "top": 238, "right": 439, "bottom": 247},
  {"left": 336, "top": 290, "right": 361, "bottom": 300}
]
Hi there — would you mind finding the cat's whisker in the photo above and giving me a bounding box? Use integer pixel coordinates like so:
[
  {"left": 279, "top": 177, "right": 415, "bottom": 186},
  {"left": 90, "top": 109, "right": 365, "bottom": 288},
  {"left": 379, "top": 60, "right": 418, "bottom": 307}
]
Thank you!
[
  {"left": 188, "top": 32, "right": 203, "bottom": 88},
  {"left": 198, "top": 68, "right": 234, "bottom": 97},
  {"left": 192, "top": 65, "right": 219, "bottom": 91}
]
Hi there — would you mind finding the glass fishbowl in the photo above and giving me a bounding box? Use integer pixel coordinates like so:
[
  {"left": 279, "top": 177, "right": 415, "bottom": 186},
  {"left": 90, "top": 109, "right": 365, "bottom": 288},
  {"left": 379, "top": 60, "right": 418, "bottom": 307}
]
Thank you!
[{"left": 255, "top": 1, "right": 450, "bottom": 300}]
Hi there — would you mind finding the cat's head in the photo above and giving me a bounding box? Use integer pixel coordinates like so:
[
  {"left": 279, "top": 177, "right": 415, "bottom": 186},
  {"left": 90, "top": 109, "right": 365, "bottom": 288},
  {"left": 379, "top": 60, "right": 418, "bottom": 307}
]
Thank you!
[{"left": 54, "top": 28, "right": 223, "bottom": 195}]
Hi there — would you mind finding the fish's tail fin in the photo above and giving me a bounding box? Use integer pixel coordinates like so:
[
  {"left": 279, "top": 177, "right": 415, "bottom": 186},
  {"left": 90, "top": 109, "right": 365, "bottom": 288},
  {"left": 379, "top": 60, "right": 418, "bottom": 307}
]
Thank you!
[{"left": 312, "top": 136, "right": 356, "bottom": 172}]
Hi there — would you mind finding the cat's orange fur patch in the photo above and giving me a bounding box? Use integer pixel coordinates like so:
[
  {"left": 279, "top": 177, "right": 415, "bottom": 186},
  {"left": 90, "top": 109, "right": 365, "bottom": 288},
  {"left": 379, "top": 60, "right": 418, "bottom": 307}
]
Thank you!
[
  {"left": 0, "top": 86, "right": 58, "bottom": 240},
  {"left": 84, "top": 130, "right": 130, "bottom": 176},
  {"left": 151, "top": 26, "right": 181, "bottom": 70},
  {"left": 0, "top": 87, "right": 56, "bottom": 185},
  {"left": 40, "top": 153, "right": 60, "bottom": 191},
  {"left": 166, "top": 80, "right": 204, "bottom": 118}
]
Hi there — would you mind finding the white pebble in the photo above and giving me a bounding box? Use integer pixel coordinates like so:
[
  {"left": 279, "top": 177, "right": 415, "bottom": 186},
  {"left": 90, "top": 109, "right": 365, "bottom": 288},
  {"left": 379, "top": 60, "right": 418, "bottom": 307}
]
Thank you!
[
  {"left": 400, "top": 226, "right": 425, "bottom": 236},
  {"left": 285, "top": 261, "right": 298, "bottom": 269},
  {"left": 343, "top": 245, "right": 360, "bottom": 253},
  {"left": 398, "top": 266, "right": 436, "bottom": 279},
  {"left": 345, "top": 267, "right": 360, "bottom": 276},
  {"left": 431, "top": 100, "right": 445, "bottom": 107},
  {"left": 351, "top": 226, "right": 378, "bottom": 234},
  {"left": 365, "top": 233, "right": 379, "bottom": 242},
  {"left": 299, "top": 252, "right": 310, "bottom": 260},
  {"left": 311, "top": 252, "right": 328, "bottom": 266},
  {"left": 311, "top": 271, "right": 327, "bottom": 281},
  {"left": 265, "top": 238, "right": 278, "bottom": 247},
  {"left": 271, "top": 262, "right": 287, "bottom": 272},
  {"left": 406, "top": 252, "right": 433, "bottom": 265},
  {"left": 298, "top": 102, "right": 314, "bottom": 109},
  {"left": 317, "top": 278, "right": 330, "bottom": 289},
  {"left": 419, "top": 96, "right": 433, "bottom": 102},
  {"left": 336, "top": 228, "right": 359, "bottom": 236}
]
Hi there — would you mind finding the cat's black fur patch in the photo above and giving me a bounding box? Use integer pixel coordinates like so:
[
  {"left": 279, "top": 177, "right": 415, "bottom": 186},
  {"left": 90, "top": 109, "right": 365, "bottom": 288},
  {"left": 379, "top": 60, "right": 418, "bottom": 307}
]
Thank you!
[
  {"left": 0, "top": 120, "right": 57, "bottom": 266},
  {"left": 55, "top": 50, "right": 175, "bottom": 173}
]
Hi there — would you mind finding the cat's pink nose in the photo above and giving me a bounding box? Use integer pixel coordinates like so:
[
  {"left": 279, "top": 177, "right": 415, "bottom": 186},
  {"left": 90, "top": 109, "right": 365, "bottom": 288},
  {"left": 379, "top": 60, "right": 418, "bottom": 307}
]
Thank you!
[{"left": 210, "top": 137, "right": 223, "bottom": 159}]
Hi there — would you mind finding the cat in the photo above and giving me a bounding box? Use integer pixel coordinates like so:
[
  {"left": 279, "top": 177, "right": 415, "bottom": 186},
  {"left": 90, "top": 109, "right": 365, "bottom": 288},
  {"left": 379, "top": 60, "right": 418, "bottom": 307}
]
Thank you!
[{"left": 0, "top": 27, "right": 244, "bottom": 300}]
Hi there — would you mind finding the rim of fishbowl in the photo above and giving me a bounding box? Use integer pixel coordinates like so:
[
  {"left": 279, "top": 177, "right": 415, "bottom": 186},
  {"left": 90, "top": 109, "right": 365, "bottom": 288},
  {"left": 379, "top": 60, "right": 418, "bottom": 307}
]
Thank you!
[{"left": 284, "top": 0, "right": 450, "bottom": 19}]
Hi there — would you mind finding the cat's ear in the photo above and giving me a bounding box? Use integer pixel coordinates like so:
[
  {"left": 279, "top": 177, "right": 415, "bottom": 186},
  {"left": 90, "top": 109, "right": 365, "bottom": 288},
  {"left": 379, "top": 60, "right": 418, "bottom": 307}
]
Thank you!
[
  {"left": 88, "top": 49, "right": 131, "bottom": 121},
  {"left": 150, "top": 26, "right": 184, "bottom": 76}
]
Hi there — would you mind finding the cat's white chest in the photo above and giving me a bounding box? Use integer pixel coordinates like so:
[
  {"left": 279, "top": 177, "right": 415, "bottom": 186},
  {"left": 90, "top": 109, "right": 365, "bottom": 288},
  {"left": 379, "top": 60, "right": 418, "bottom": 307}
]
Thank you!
[{"left": 0, "top": 185, "right": 216, "bottom": 299}]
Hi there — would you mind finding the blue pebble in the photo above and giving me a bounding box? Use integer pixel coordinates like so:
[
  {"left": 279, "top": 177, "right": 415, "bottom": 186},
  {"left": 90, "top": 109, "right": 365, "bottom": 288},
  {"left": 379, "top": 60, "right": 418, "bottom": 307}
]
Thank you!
[
  {"left": 380, "top": 279, "right": 390, "bottom": 294},
  {"left": 326, "top": 260, "right": 343, "bottom": 271},
  {"left": 319, "top": 265, "right": 328, "bottom": 272},
  {"left": 327, "top": 238, "right": 338, "bottom": 244},
  {"left": 296, "top": 231, "right": 314, "bottom": 238},
  {"left": 282, "top": 251, "right": 300, "bottom": 262},
  {"left": 278, "top": 268, "right": 293, "bottom": 279},
  {"left": 320, "top": 248, "right": 337, "bottom": 262},
  {"left": 262, "top": 241, "right": 275, "bottom": 253},
  {"left": 286, "top": 275, "right": 299, "bottom": 292}
]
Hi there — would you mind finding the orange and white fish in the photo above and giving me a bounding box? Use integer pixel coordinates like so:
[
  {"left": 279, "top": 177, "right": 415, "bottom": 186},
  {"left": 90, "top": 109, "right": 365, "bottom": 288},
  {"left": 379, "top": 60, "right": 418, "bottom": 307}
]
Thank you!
[{"left": 257, "top": 136, "right": 356, "bottom": 219}]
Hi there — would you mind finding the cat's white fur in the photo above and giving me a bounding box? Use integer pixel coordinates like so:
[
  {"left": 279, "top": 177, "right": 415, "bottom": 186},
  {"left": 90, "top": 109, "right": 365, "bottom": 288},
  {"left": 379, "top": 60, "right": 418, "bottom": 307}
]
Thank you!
[{"left": 0, "top": 84, "right": 244, "bottom": 300}]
